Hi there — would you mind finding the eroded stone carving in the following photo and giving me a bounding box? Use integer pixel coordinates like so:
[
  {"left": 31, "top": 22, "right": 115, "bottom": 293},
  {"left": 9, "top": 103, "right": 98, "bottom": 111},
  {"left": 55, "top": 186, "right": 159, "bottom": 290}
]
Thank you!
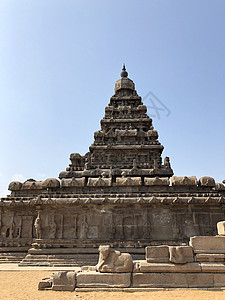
[
  {"left": 49, "top": 217, "right": 56, "bottom": 239},
  {"left": 61, "top": 177, "right": 85, "bottom": 187},
  {"left": 169, "top": 246, "right": 194, "bottom": 264},
  {"left": 198, "top": 176, "right": 215, "bottom": 187},
  {"left": 34, "top": 213, "right": 42, "bottom": 239},
  {"left": 93, "top": 245, "right": 133, "bottom": 273},
  {"left": 38, "top": 271, "right": 76, "bottom": 291},
  {"left": 87, "top": 177, "right": 111, "bottom": 187},
  {"left": 144, "top": 177, "right": 169, "bottom": 186},
  {"left": 171, "top": 176, "right": 198, "bottom": 186},
  {"left": 8, "top": 181, "right": 22, "bottom": 191},
  {"left": 80, "top": 216, "right": 88, "bottom": 239},
  {"left": 42, "top": 178, "right": 60, "bottom": 189},
  {"left": 116, "top": 176, "right": 142, "bottom": 186}
]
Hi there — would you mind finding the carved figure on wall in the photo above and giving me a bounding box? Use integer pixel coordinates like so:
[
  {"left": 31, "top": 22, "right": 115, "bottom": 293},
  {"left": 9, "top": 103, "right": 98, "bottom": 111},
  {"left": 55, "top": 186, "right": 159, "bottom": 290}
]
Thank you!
[
  {"left": 80, "top": 216, "right": 88, "bottom": 239},
  {"left": 34, "top": 213, "right": 42, "bottom": 239},
  {"left": 49, "top": 219, "right": 56, "bottom": 239},
  {"left": 143, "top": 213, "right": 151, "bottom": 239},
  {"left": 109, "top": 216, "right": 116, "bottom": 239},
  {"left": 16, "top": 217, "right": 22, "bottom": 238},
  {"left": 9, "top": 220, "right": 15, "bottom": 239},
  {"left": 164, "top": 156, "right": 171, "bottom": 168}
]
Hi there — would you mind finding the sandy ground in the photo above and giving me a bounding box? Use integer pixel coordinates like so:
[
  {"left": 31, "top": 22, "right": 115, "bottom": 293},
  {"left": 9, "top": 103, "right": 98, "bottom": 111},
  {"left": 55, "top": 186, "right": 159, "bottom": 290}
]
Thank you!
[{"left": 1, "top": 271, "right": 225, "bottom": 300}]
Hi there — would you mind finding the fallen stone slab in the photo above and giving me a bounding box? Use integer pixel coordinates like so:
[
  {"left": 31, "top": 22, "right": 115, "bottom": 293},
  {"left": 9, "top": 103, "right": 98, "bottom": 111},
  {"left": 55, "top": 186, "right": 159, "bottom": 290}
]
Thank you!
[
  {"left": 169, "top": 246, "right": 194, "bottom": 264},
  {"left": 145, "top": 246, "right": 169, "bottom": 263},
  {"left": 76, "top": 271, "right": 131, "bottom": 288},
  {"left": 190, "top": 236, "right": 225, "bottom": 253},
  {"left": 51, "top": 271, "right": 76, "bottom": 291}
]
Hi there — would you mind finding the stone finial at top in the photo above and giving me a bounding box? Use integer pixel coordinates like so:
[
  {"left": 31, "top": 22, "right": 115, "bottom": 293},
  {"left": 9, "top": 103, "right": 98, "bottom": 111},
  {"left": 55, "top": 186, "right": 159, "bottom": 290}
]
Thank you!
[{"left": 120, "top": 64, "right": 128, "bottom": 78}]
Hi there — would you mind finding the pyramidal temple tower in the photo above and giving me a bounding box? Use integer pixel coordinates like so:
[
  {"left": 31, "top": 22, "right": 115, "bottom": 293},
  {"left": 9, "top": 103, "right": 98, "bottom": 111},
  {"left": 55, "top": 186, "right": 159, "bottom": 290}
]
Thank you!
[
  {"left": 59, "top": 64, "right": 173, "bottom": 181},
  {"left": 1, "top": 66, "right": 224, "bottom": 267}
]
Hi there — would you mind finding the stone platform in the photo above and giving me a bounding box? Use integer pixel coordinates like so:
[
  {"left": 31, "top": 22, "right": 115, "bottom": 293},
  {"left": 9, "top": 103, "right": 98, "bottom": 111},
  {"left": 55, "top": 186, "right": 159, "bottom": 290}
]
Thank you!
[{"left": 38, "top": 224, "right": 225, "bottom": 291}]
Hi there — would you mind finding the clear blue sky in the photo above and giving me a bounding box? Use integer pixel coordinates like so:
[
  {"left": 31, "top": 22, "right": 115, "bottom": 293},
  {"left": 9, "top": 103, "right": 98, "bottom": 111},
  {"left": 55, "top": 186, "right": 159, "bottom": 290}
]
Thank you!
[{"left": 0, "top": 0, "right": 225, "bottom": 196}]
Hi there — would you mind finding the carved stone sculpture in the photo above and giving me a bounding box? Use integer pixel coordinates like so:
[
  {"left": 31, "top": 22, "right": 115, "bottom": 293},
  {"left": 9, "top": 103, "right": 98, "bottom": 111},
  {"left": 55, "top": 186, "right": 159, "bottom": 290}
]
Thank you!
[
  {"left": 38, "top": 271, "right": 76, "bottom": 291},
  {"left": 49, "top": 220, "right": 56, "bottom": 239},
  {"left": 34, "top": 214, "right": 42, "bottom": 239},
  {"left": 96, "top": 245, "right": 133, "bottom": 273},
  {"left": 171, "top": 176, "right": 198, "bottom": 186}
]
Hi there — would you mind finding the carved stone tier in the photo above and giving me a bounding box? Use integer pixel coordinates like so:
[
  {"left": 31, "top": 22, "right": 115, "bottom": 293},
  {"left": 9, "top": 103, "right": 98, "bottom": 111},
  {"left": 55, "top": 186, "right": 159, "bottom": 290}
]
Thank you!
[{"left": 58, "top": 66, "right": 173, "bottom": 179}]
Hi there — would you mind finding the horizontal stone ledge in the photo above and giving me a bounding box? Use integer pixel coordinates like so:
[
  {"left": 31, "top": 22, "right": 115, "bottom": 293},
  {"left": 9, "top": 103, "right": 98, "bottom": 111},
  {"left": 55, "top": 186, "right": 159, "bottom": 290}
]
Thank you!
[
  {"left": 76, "top": 272, "right": 131, "bottom": 288},
  {"left": 0, "top": 247, "right": 30, "bottom": 252},
  {"left": 190, "top": 236, "right": 225, "bottom": 252},
  {"left": 132, "top": 273, "right": 215, "bottom": 288},
  {"left": 2, "top": 197, "right": 224, "bottom": 206},
  {"left": 75, "top": 287, "right": 225, "bottom": 292},
  {"left": 89, "top": 145, "right": 164, "bottom": 150},
  {"left": 196, "top": 253, "right": 225, "bottom": 262},
  {"left": 200, "top": 263, "right": 225, "bottom": 272},
  {"left": 138, "top": 262, "right": 201, "bottom": 273}
]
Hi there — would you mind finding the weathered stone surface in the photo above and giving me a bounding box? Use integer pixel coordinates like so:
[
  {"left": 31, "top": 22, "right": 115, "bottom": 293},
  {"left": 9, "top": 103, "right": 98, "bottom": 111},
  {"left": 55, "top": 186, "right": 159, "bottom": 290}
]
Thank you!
[
  {"left": 139, "top": 261, "right": 201, "bottom": 273},
  {"left": 61, "top": 177, "right": 85, "bottom": 187},
  {"left": 42, "top": 178, "right": 60, "bottom": 189},
  {"left": 132, "top": 261, "right": 140, "bottom": 272},
  {"left": 76, "top": 271, "right": 131, "bottom": 288},
  {"left": 144, "top": 177, "right": 169, "bottom": 186},
  {"left": 96, "top": 245, "right": 133, "bottom": 273},
  {"left": 133, "top": 273, "right": 214, "bottom": 288},
  {"left": 217, "top": 221, "right": 225, "bottom": 236},
  {"left": 200, "top": 263, "right": 225, "bottom": 272},
  {"left": 51, "top": 271, "right": 76, "bottom": 291},
  {"left": 38, "top": 275, "right": 53, "bottom": 290},
  {"left": 214, "top": 274, "right": 225, "bottom": 287},
  {"left": 190, "top": 236, "right": 225, "bottom": 253},
  {"left": 198, "top": 176, "right": 215, "bottom": 187},
  {"left": 132, "top": 273, "right": 188, "bottom": 288},
  {"left": 21, "top": 180, "right": 43, "bottom": 190},
  {"left": 87, "top": 177, "right": 111, "bottom": 187},
  {"left": 171, "top": 176, "right": 197, "bottom": 186},
  {"left": 145, "top": 246, "right": 169, "bottom": 263},
  {"left": 169, "top": 246, "right": 194, "bottom": 264},
  {"left": 214, "top": 183, "right": 225, "bottom": 191},
  {"left": 196, "top": 253, "right": 225, "bottom": 262},
  {"left": 116, "top": 177, "right": 142, "bottom": 186},
  {"left": 186, "top": 273, "right": 214, "bottom": 288},
  {"left": 8, "top": 181, "right": 22, "bottom": 191}
]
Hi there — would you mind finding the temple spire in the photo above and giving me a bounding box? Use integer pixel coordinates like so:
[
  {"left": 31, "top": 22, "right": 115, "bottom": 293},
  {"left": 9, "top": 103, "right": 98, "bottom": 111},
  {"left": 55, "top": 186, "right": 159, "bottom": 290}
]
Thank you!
[{"left": 120, "top": 63, "right": 128, "bottom": 78}]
